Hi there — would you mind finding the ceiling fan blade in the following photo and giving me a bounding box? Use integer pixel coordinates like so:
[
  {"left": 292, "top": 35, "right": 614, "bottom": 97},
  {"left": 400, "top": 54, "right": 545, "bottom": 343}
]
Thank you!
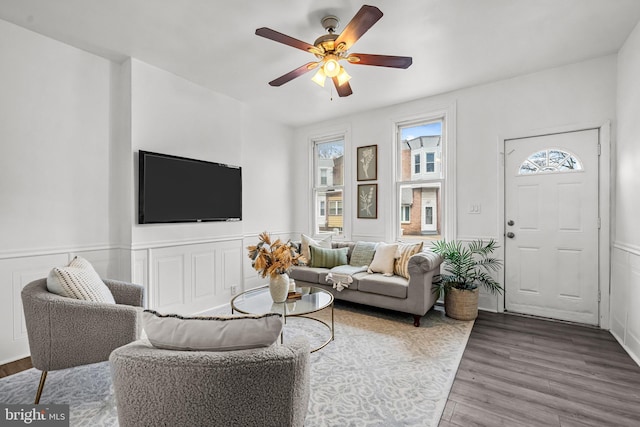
[
  {"left": 348, "top": 53, "right": 412, "bottom": 69},
  {"left": 269, "top": 62, "right": 318, "bottom": 87},
  {"left": 334, "top": 5, "right": 383, "bottom": 51},
  {"left": 332, "top": 77, "right": 353, "bottom": 97},
  {"left": 256, "top": 27, "right": 316, "bottom": 52}
]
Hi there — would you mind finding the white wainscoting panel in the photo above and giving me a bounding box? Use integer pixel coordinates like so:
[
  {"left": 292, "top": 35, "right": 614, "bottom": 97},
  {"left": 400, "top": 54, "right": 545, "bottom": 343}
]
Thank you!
[
  {"left": 153, "top": 251, "right": 186, "bottom": 312},
  {"left": 611, "top": 247, "right": 629, "bottom": 340},
  {"left": 610, "top": 243, "right": 640, "bottom": 366},
  {"left": 132, "top": 249, "right": 148, "bottom": 307},
  {"left": 221, "top": 246, "right": 241, "bottom": 294},
  {"left": 193, "top": 251, "right": 216, "bottom": 299},
  {"left": 71, "top": 249, "right": 121, "bottom": 279},
  {"left": 627, "top": 252, "right": 640, "bottom": 361},
  {"left": 142, "top": 239, "right": 243, "bottom": 315},
  {"left": 0, "top": 248, "right": 120, "bottom": 365}
]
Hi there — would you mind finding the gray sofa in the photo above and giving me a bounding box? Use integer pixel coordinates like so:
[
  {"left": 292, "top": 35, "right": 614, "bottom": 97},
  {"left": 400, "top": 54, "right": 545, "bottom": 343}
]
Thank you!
[{"left": 289, "top": 242, "right": 443, "bottom": 327}]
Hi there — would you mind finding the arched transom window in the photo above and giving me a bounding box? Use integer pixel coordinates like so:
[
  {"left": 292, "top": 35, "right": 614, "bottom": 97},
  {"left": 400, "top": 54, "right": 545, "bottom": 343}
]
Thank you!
[{"left": 518, "top": 149, "right": 583, "bottom": 175}]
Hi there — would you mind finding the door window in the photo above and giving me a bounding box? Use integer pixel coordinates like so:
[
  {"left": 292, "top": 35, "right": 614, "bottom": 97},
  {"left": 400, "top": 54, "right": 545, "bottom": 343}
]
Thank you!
[{"left": 518, "top": 149, "right": 583, "bottom": 175}]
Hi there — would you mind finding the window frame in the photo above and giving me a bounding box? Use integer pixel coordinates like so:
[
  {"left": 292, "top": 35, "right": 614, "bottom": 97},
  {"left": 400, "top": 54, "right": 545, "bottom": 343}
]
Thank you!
[
  {"left": 425, "top": 151, "right": 436, "bottom": 173},
  {"left": 393, "top": 105, "right": 456, "bottom": 242},
  {"left": 400, "top": 205, "right": 411, "bottom": 223},
  {"left": 414, "top": 154, "right": 421, "bottom": 174},
  {"left": 310, "top": 130, "right": 349, "bottom": 239},
  {"left": 329, "top": 200, "right": 343, "bottom": 216},
  {"left": 320, "top": 168, "right": 329, "bottom": 185}
]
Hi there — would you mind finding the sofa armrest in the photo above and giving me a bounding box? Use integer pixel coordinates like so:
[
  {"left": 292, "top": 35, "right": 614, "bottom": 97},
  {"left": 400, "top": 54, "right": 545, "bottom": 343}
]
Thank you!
[
  {"left": 29, "top": 297, "right": 141, "bottom": 370},
  {"left": 408, "top": 251, "right": 443, "bottom": 273},
  {"left": 404, "top": 251, "right": 443, "bottom": 317},
  {"left": 103, "top": 279, "right": 145, "bottom": 307}
]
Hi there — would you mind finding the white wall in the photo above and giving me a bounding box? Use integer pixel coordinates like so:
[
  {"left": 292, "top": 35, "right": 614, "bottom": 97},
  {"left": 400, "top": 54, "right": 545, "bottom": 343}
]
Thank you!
[
  {"left": 125, "top": 60, "right": 296, "bottom": 315},
  {"left": 0, "top": 19, "right": 123, "bottom": 364},
  {"left": 129, "top": 59, "right": 244, "bottom": 246},
  {"left": 611, "top": 20, "right": 640, "bottom": 365},
  {"left": 293, "top": 55, "right": 617, "bottom": 312},
  {"left": 0, "top": 19, "right": 115, "bottom": 254},
  {"left": 0, "top": 20, "right": 296, "bottom": 363}
]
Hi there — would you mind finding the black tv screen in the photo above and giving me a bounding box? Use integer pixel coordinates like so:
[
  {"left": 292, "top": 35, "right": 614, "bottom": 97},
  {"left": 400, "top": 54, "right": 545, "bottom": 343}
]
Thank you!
[{"left": 138, "top": 150, "right": 242, "bottom": 224}]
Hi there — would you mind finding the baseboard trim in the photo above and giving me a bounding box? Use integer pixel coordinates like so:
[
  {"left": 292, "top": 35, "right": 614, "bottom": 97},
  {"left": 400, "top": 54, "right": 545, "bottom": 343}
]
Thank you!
[
  {"left": 0, "top": 356, "right": 32, "bottom": 378},
  {"left": 610, "top": 329, "right": 640, "bottom": 368}
]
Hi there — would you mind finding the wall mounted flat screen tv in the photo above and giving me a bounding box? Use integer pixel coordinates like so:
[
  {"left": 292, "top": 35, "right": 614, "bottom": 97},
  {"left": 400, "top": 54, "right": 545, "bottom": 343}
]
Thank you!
[{"left": 138, "top": 150, "right": 242, "bottom": 224}]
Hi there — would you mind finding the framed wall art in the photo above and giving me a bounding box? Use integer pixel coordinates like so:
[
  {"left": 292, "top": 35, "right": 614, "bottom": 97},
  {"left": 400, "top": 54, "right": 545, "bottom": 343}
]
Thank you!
[
  {"left": 357, "top": 184, "right": 378, "bottom": 219},
  {"left": 356, "top": 145, "right": 377, "bottom": 181}
]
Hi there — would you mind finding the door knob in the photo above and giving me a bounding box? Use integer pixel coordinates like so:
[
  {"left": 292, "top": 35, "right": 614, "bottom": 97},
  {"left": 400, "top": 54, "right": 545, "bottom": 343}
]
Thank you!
[
  {"left": 506, "top": 232, "right": 515, "bottom": 239},
  {"left": 507, "top": 220, "right": 515, "bottom": 226}
]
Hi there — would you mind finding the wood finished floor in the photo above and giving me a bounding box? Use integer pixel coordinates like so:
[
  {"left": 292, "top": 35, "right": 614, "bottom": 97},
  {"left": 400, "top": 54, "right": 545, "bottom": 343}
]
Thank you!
[
  {"left": 0, "top": 357, "right": 32, "bottom": 379},
  {"left": 440, "top": 311, "right": 640, "bottom": 427},
  {"left": 2, "top": 312, "right": 639, "bottom": 426}
]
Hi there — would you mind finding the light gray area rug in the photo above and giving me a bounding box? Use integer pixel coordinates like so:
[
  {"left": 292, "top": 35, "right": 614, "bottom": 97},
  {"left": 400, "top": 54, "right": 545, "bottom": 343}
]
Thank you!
[{"left": 0, "top": 302, "right": 472, "bottom": 427}]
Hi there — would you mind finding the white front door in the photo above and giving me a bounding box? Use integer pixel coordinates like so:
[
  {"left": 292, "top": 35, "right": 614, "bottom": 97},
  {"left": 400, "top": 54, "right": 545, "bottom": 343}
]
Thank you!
[
  {"left": 421, "top": 188, "right": 437, "bottom": 233},
  {"left": 504, "top": 129, "right": 600, "bottom": 325}
]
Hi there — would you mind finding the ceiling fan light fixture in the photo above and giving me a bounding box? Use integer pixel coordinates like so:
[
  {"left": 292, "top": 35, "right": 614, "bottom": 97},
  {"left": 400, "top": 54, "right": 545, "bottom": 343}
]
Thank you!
[
  {"left": 256, "top": 5, "right": 411, "bottom": 97},
  {"left": 323, "top": 55, "right": 340, "bottom": 77},
  {"left": 311, "top": 68, "right": 326, "bottom": 87},
  {"left": 336, "top": 67, "right": 351, "bottom": 86}
]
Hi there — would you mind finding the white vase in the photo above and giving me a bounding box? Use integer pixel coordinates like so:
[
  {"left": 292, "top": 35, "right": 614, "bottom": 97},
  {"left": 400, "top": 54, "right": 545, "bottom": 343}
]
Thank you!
[{"left": 269, "top": 273, "right": 289, "bottom": 302}]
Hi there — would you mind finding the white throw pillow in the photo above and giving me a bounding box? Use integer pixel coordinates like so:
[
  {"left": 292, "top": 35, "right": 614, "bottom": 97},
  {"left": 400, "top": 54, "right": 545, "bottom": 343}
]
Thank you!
[
  {"left": 301, "top": 233, "right": 332, "bottom": 262},
  {"left": 367, "top": 243, "right": 399, "bottom": 276},
  {"left": 46, "top": 256, "right": 116, "bottom": 304},
  {"left": 142, "top": 310, "right": 284, "bottom": 351}
]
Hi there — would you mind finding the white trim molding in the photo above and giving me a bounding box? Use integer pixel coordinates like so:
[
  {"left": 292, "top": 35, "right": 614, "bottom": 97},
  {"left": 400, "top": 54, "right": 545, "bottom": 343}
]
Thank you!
[{"left": 613, "top": 241, "right": 640, "bottom": 257}]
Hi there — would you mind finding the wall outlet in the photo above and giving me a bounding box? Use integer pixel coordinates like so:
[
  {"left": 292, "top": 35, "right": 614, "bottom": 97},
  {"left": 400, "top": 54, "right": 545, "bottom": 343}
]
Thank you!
[{"left": 230, "top": 285, "right": 237, "bottom": 295}]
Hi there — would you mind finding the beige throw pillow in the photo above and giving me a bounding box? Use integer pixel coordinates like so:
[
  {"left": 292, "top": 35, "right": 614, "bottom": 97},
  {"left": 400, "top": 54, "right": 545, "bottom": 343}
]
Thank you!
[
  {"left": 46, "top": 256, "right": 116, "bottom": 304},
  {"left": 367, "top": 243, "right": 399, "bottom": 276},
  {"left": 301, "top": 233, "right": 332, "bottom": 263},
  {"left": 142, "top": 310, "right": 283, "bottom": 351}
]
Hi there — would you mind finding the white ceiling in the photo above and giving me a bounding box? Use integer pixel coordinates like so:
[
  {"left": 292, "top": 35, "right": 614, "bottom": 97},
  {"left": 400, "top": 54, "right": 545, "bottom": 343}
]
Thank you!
[{"left": 1, "top": 0, "right": 640, "bottom": 127}]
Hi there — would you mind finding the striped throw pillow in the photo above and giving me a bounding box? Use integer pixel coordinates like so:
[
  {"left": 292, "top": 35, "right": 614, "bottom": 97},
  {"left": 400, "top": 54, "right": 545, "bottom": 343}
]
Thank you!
[
  {"left": 309, "top": 246, "right": 349, "bottom": 269},
  {"left": 394, "top": 242, "right": 424, "bottom": 279},
  {"left": 46, "top": 256, "right": 116, "bottom": 303}
]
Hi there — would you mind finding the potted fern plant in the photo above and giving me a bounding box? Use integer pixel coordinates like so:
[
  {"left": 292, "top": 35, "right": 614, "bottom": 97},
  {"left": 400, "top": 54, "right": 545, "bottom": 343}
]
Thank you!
[{"left": 431, "top": 239, "right": 503, "bottom": 320}]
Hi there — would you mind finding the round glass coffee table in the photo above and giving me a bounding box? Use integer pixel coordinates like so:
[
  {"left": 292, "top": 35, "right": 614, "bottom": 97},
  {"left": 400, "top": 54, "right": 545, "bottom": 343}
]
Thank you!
[{"left": 231, "top": 285, "right": 334, "bottom": 352}]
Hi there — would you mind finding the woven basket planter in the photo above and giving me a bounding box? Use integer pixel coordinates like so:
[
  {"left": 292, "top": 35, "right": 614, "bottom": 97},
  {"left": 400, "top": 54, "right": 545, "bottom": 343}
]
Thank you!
[{"left": 444, "top": 287, "right": 479, "bottom": 321}]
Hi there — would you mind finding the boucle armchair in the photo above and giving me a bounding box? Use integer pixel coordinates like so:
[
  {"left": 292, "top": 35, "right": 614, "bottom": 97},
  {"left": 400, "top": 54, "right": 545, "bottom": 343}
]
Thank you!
[
  {"left": 110, "top": 336, "right": 311, "bottom": 427},
  {"left": 21, "top": 278, "right": 144, "bottom": 403}
]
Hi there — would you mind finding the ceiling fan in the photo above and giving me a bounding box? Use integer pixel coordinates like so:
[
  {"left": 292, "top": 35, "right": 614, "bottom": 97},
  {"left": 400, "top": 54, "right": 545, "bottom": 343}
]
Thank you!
[{"left": 255, "top": 5, "right": 412, "bottom": 97}]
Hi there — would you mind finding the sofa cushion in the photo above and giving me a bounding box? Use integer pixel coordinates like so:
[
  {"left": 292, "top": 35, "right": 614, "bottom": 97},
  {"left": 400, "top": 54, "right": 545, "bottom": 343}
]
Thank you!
[
  {"left": 289, "top": 265, "right": 327, "bottom": 284},
  {"left": 142, "top": 310, "right": 283, "bottom": 351},
  {"left": 46, "top": 256, "right": 116, "bottom": 304},
  {"left": 309, "top": 246, "right": 348, "bottom": 268},
  {"left": 349, "top": 241, "right": 378, "bottom": 267},
  {"left": 348, "top": 272, "right": 369, "bottom": 291},
  {"left": 358, "top": 274, "right": 409, "bottom": 299},
  {"left": 367, "top": 242, "right": 399, "bottom": 276},
  {"left": 301, "top": 234, "right": 332, "bottom": 263},
  {"left": 394, "top": 242, "right": 424, "bottom": 279}
]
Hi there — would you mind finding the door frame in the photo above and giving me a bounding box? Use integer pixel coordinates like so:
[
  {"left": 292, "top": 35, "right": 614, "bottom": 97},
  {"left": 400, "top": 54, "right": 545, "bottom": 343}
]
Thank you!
[{"left": 497, "top": 121, "right": 611, "bottom": 329}]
